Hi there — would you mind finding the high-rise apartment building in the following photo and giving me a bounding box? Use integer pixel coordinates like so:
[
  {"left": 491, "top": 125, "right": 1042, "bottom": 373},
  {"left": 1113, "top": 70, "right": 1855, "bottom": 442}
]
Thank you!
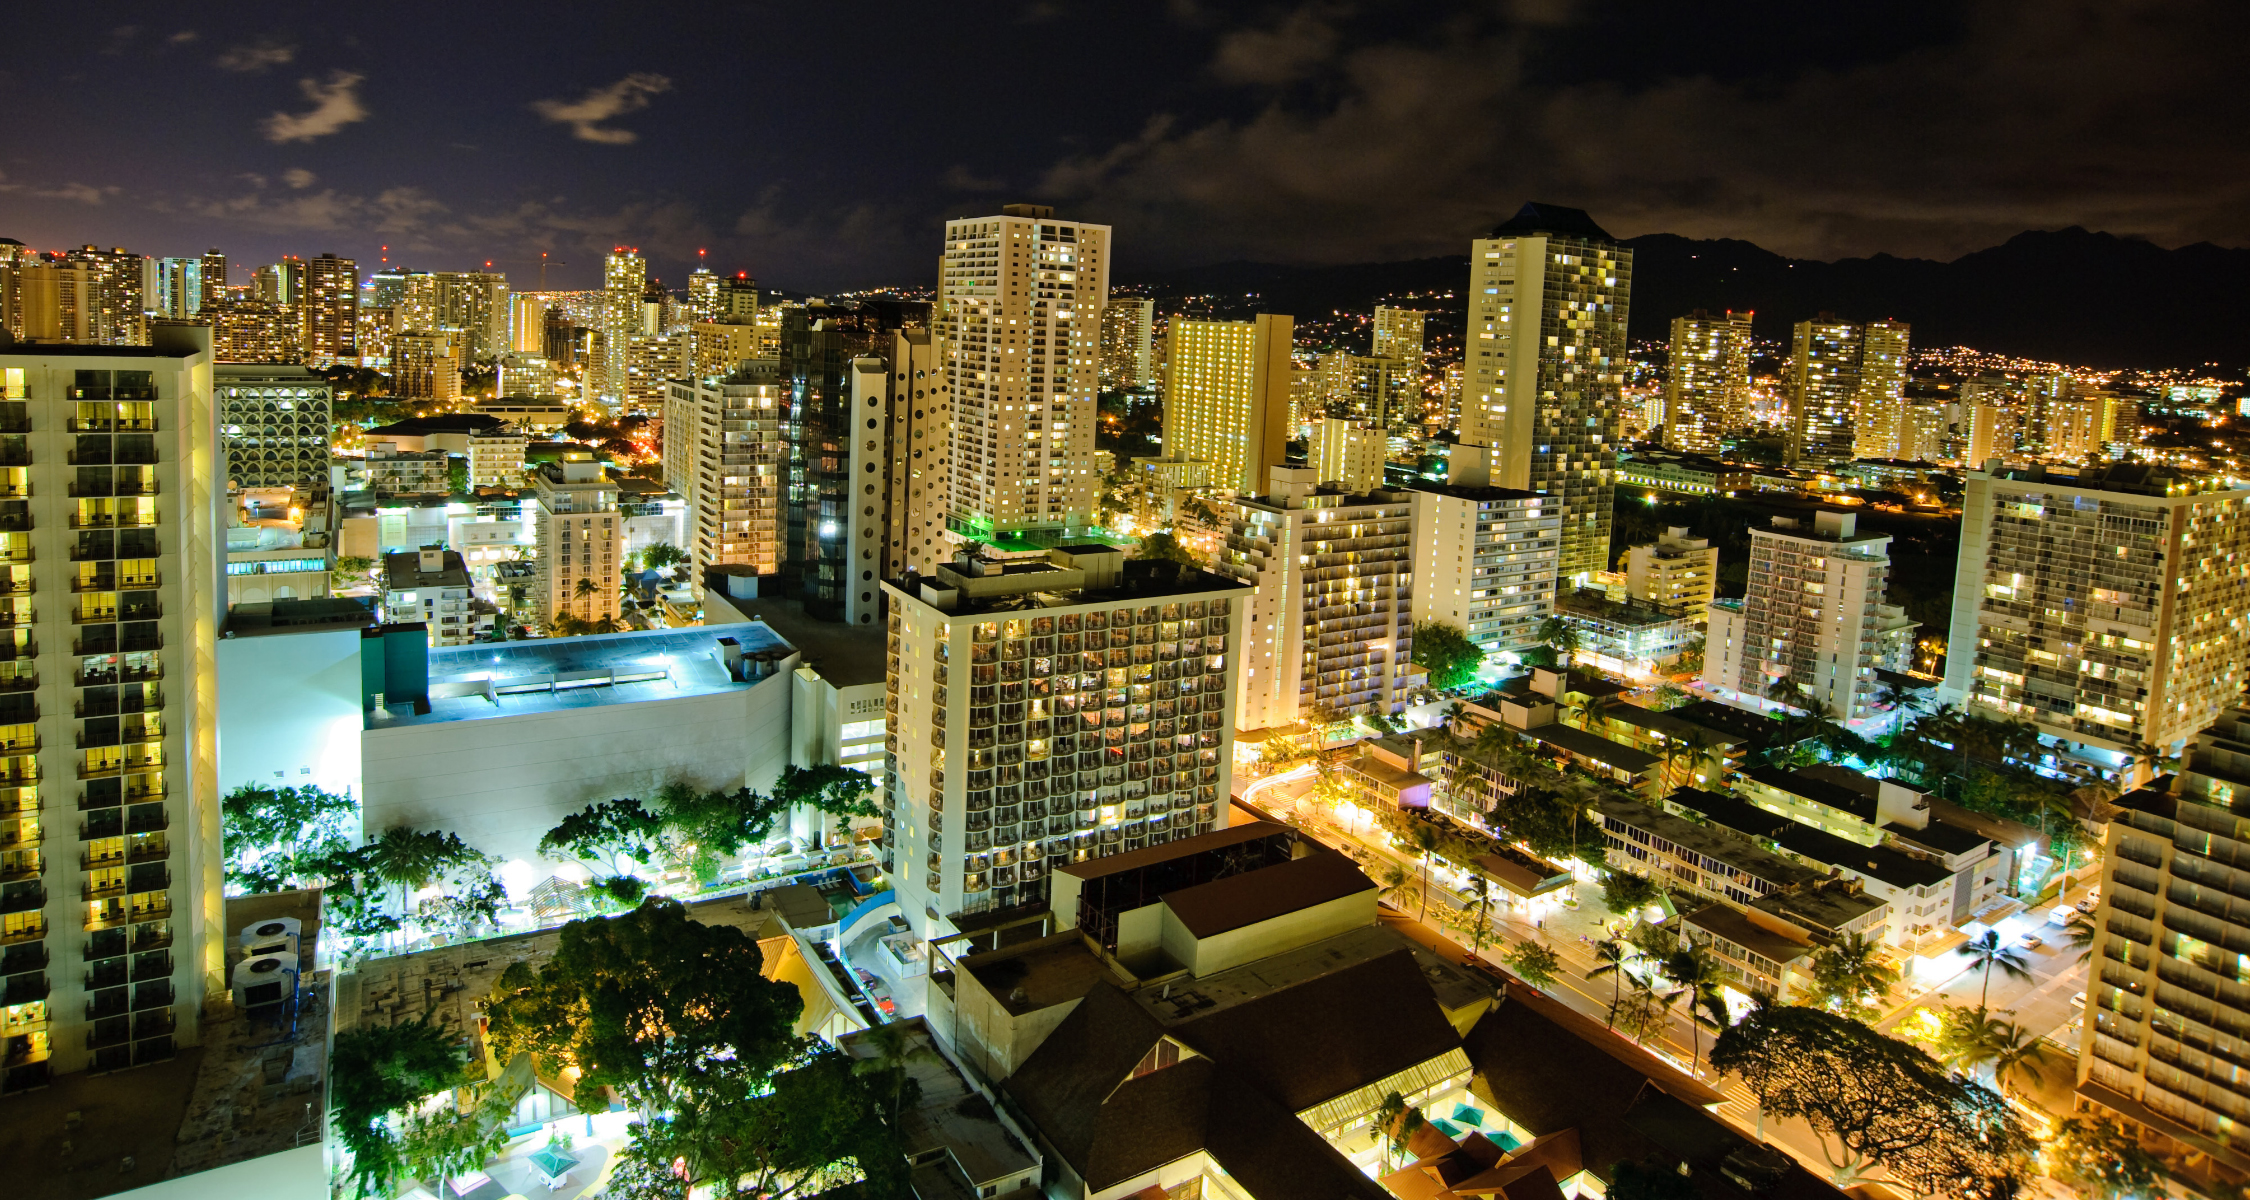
[
  {"left": 1160, "top": 316, "right": 1293, "bottom": 495},
  {"left": 252, "top": 259, "right": 303, "bottom": 307},
  {"left": 1899, "top": 404, "right": 1947, "bottom": 462},
  {"left": 1704, "top": 510, "right": 1895, "bottom": 720},
  {"left": 507, "top": 294, "right": 550, "bottom": 354},
  {"left": 622, "top": 331, "right": 685, "bottom": 415},
  {"left": 781, "top": 301, "right": 930, "bottom": 620},
  {"left": 149, "top": 259, "right": 205, "bottom": 320},
  {"left": 1664, "top": 309, "right": 1753, "bottom": 453},
  {"left": 215, "top": 365, "right": 332, "bottom": 488},
  {"left": 207, "top": 300, "right": 295, "bottom": 364},
  {"left": 531, "top": 454, "right": 621, "bottom": 628},
  {"left": 855, "top": 330, "right": 952, "bottom": 620},
  {"left": 392, "top": 331, "right": 464, "bottom": 405},
  {"left": 1098, "top": 296, "right": 1155, "bottom": 392},
  {"left": 2082, "top": 702, "right": 2250, "bottom": 1173},
  {"left": 198, "top": 249, "right": 227, "bottom": 310},
  {"left": 1964, "top": 403, "right": 2013, "bottom": 467},
  {"left": 1307, "top": 417, "right": 1387, "bottom": 495},
  {"left": 4, "top": 265, "right": 109, "bottom": 344},
  {"left": 398, "top": 271, "right": 507, "bottom": 362},
  {"left": 1226, "top": 468, "right": 1415, "bottom": 729},
  {"left": 301, "top": 253, "right": 359, "bottom": 367},
  {"left": 1407, "top": 482, "right": 1562, "bottom": 663},
  {"left": 1371, "top": 306, "right": 1429, "bottom": 368},
  {"left": 1316, "top": 350, "right": 1408, "bottom": 428},
  {"left": 0, "top": 328, "right": 224, "bottom": 1093},
  {"left": 663, "top": 363, "right": 787, "bottom": 587},
  {"left": 1941, "top": 464, "right": 2250, "bottom": 756},
  {"left": 878, "top": 545, "right": 1250, "bottom": 935},
  {"left": 685, "top": 271, "right": 757, "bottom": 326},
  {"left": 599, "top": 250, "right": 647, "bottom": 404},
  {"left": 1623, "top": 526, "right": 1718, "bottom": 624},
  {"left": 66, "top": 247, "right": 149, "bottom": 347},
  {"left": 1461, "top": 203, "right": 1632, "bottom": 586},
  {"left": 2045, "top": 391, "right": 2139, "bottom": 462},
  {"left": 936, "top": 205, "right": 1109, "bottom": 543},
  {"left": 1850, "top": 320, "right": 1911, "bottom": 460},
  {"left": 1787, "top": 315, "right": 1861, "bottom": 464}
]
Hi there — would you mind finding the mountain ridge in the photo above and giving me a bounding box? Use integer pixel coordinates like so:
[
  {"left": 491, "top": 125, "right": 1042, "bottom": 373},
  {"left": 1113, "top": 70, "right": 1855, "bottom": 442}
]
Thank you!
[{"left": 1116, "top": 227, "right": 2250, "bottom": 369}]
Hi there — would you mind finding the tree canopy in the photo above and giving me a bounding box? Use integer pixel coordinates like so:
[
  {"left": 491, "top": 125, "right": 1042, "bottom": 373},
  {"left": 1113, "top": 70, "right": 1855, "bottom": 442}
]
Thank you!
[
  {"left": 1411, "top": 621, "right": 1484, "bottom": 690},
  {"left": 331, "top": 1018, "right": 472, "bottom": 1197},
  {"left": 1710, "top": 1004, "right": 2032, "bottom": 1188},
  {"left": 484, "top": 897, "right": 804, "bottom": 1116},
  {"left": 220, "top": 783, "right": 359, "bottom": 895}
]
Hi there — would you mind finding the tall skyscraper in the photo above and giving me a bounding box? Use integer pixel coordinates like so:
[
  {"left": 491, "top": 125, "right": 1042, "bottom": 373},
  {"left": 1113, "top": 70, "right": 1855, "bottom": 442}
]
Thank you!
[
  {"left": 66, "top": 246, "right": 149, "bottom": 347},
  {"left": 392, "top": 331, "right": 464, "bottom": 404},
  {"left": 207, "top": 299, "right": 295, "bottom": 364},
  {"left": 1371, "top": 306, "right": 1428, "bottom": 368},
  {"left": 199, "top": 249, "right": 228, "bottom": 310},
  {"left": 150, "top": 258, "right": 205, "bottom": 319},
  {"left": 1704, "top": 510, "right": 1899, "bottom": 720},
  {"left": 781, "top": 301, "right": 930, "bottom": 620},
  {"left": 599, "top": 250, "right": 647, "bottom": 405},
  {"left": 1307, "top": 417, "right": 1387, "bottom": 495},
  {"left": 664, "top": 363, "right": 787, "bottom": 585},
  {"left": 301, "top": 253, "right": 359, "bottom": 367},
  {"left": 852, "top": 329, "right": 951, "bottom": 624},
  {"left": 1664, "top": 309, "right": 1753, "bottom": 453},
  {"left": 936, "top": 205, "right": 1109, "bottom": 543},
  {"left": 216, "top": 365, "right": 333, "bottom": 488},
  {"left": 1160, "top": 315, "right": 1293, "bottom": 495},
  {"left": 1786, "top": 314, "right": 1861, "bottom": 464},
  {"left": 1460, "top": 203, "right": 1632, "bottom": 586},
  {"left": 1098, "top": 297, "right": 1155, "bottom": 391},
  {"left": 2082, "top": 703, "right": 2250, "bottom": 1165},
  {"left": 1941, "top": 464, "right": 2250, "bottom": 756},
  {"left": 0, "top": 327, "right": 224, "bottom": 1092},
  {"left": 1227, "top": 468, "right": 1416, "bottom": 729},
  {"left": 1850, "top": 319, "right": 1911, "bottom": 460},
  {"left": 878, "top": 546, "right": 1250, "bottom": 935},
  {"left": 5, "top": 265, "right": 108, "bottom": 344},
  {"left": 686, "top": 269, "right": 758, "bottom": 325},
  {"left": 1964, "top": 402, "right": 2013, "bottom": 467}
]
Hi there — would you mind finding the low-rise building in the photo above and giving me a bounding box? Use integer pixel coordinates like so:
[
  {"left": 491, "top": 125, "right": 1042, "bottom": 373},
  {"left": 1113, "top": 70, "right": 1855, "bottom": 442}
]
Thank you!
[
  {"left": 1554, "top": 587, "right": 1694, "bottom": 678},
  {"left": 365, "top": 440, "right": 451, "bottom": 496},
  {"left": 381, "top": 547, "right": 489, "bottom": 646},
  {"left": 1613, "top": 451, "right": 1754, "bottom": 497},
  {"left": 1622, "top": 525, "right": 1718, "bottom": 624}
]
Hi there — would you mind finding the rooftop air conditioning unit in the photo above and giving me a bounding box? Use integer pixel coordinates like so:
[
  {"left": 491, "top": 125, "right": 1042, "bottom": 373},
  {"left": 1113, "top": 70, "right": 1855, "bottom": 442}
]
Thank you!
[
  {"left": 238, "top": 917, "right": 302, "bottom": 961},
  {"left": 232, "top": 952, "right": 300, "bottom": 1010}
]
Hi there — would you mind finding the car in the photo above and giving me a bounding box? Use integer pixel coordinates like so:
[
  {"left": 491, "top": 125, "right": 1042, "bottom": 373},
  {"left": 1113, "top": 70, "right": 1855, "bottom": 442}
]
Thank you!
[
  {"left": 2022, "top": 934, "right": 2045, "bottom": 949},
  {"left": 2076, "top": 897, "right": 2097, "bottom": 913},
  {"left": 2070, "top": 991, "right": 2087, "bottom": 1010}
]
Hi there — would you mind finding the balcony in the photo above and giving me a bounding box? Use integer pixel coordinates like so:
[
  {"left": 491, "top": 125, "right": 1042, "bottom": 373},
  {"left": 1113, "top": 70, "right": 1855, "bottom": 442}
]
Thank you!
[
  {"left": 125, "top": 808, "right": 168, "bottom": 834},
  {"left": 86, "top": 961, "right": 125, "bottom": 990},
  {"left": 85, "top": 1017, "right": 130, "bottom": 1050},
  {"left": 83, "top": 879, "right": 125, "bottom": 902},
  {"left": 0, "top": 884, "right": 43, "bottom": 914},
  {"left": 84, "top": 987, "right": 126, "bottom": 1019},
  {"left": 0, "top": 918, "right": 43, "bottom": 945},
  {"left": 131, "top": 980, "right": 172, "bottom": 1010}
]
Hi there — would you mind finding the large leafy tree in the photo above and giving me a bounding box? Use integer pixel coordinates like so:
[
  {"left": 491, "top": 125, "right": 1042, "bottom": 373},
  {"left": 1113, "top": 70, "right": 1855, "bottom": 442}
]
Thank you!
[
  {"left": 2044, "top": 1116, "right": 2164, "bottom": 1200},
  {"left": 483, "top": 898, "right": 803, "bottom": 1117},
  {"left": 1502, "top": 940, "right": 1562, "bottom": 991},
  {"left": 540, "top": 798, "right": 670, "bottom": 902},
  {"left": 1411, "top": 621, "right": 1484, "bottom": 690},
  {"left": 220, "top": 783, "right": 359, "bottom": 895},
  {"left": 655, "top": 781, "right": 795, "bottom": 877},
  {"left": 362, "top": 826, "right": 498, "bottom": 945},
  {"left": 606, "top": 1042, "right": 910, "bottom": 1200},
  {"left": 331, "top": 1018, "right": 472, "bottom": 1197},
  {"left": 1711, "top": 1005, "right": 2033, "bottom": 1188},
  {"left": 772, "top": 764, "right": 880, "bottom": 821}
]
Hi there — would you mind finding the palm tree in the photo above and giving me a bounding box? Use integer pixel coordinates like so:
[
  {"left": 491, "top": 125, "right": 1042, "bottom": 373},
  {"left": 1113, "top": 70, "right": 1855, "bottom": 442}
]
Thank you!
[
  {"left": 1663, "top": 730, "right": 1718, "bottom": 798},
  {"left": 1535, "top": 615, "right": 1580, "bottom": 667},
  {"left": 1661, "top": 944, "right": 1728, "bottom": 1072},
  {"left": 363, "top": 826, "right": 456, "bottom": 945},
  {"left": 1809, "top": 932, "right": 1900, "bottom": 1018},
  {"left": 1375, "top": 861, "right": 1420, "bottom": 913},
  {"left": 573, "top": 577, "right": 598, "bottom": 600},
  {"left": 2066, "top": 910, "right": 2098, "bottom": 963},
  {"left": 851, "top": 1020, "right": 941, "bottom": 1122},
  {"left": 1587, "top": 937, "right": 1635, "bottom": 1029},
  {"left": 1442, "top": 701, "right": 1470, "bottom": 736},
  {"left": 1933, "top": 1007, "right": 2053, "bottom": 1094},
  {"left": 1987, "top": 1017, "right": 2056, "bottom": 1093},
  {"left": 1959, "top": 929, "right": 2035, "bottom": 1008},
  {"left": 1455, "top": 871, "right": 1496, "bottom": 958},
  {"left": 1403, "top": 821, "right": 1447, "bottom": 922},
  {"left": 1763, "top": 669, "right": 1798, "bottom": 711}
]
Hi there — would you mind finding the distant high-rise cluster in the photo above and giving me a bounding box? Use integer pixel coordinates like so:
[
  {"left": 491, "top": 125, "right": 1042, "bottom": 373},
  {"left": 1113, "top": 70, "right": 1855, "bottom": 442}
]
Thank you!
[
  {"left": 1663, "top": 309, "right": 1752, "bottom": 452},
  {"left": 1784, "top": 313, "right": 1910, "bottom": 464}
]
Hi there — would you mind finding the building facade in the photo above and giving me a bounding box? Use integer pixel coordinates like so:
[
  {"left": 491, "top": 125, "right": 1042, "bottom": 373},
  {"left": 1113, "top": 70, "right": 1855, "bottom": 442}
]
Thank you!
[
  {"left": 531, "top": 455, "right": 621, "bottom": 628},
  {"left": 1098, "top": 297, "right": 1155, "bottom": 392},
  {"left": 937, "top": 205, "right": 1110, "bottom": 543},
  {"left": 663, "top": 366, "right": 787, "bottom": 589},
  {"left": 0, "top": 331, "right": 225, "bottom": 1093},
  {"left": 1407, "top": 482, "right": 1561, "bottom": 665},
  {"left": 301, "top": 253, "right": 359, "bottom": 367},
  {"left": 879, "top": 547, "right": 1249, "bottom": 936},
  {"left": 1225, "top": 469, "right": 1416, "bottom": 730},
  {"left": 1161, "top": 316, "right": 1293, "bottom": 496},
  {"left": 1460, "top": 203, "right": 1632, "bottom": 586},
  {"left": 1941, "top": 464, "right": 2250, "bottom": 757},
  {"left": 599, "top": 251, "right": 647, "bottom": 404},
  {"left": 1308, "top": 418, "right": 1387, "bottom": 495},
  {"left": 1623, "top": 526, "right": 1718, "bottom": 624},
  {"left": 215, "top": 364, "right": 332, "bottom": 489},
  {"left": 1663, "top": 309, "right": 1752, "bottom": 453},
  {"left": 1705, "top": 510, "right": 1893, "bottom": 721}
]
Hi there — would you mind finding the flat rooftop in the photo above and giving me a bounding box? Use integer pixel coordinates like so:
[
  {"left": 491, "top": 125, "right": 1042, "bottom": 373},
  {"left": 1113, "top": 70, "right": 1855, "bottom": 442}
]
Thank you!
[
  {"left": 1681, "top": 903, "right": 1812, "bottom": 967},
  {"left": 958, "top": 932, "right": 1128, "bottom": 1016},
  {"left": 366, "top": 621, "right": 793, "bottom": 729},
  {"left": 730, "top": 593, "right": 887, "bottom": 689},
  {"left": 224, "top": 597, "right": 375, "bottom": 637},
  {"left": 887, "top": 558, "right": 1252, "bottom": 618},
  {"left": 1162, "top": 850, "right": 1373, "bottom": 939},
  {"left": 1132, "top": 922, "right": 1488, "bottom": 1027}
]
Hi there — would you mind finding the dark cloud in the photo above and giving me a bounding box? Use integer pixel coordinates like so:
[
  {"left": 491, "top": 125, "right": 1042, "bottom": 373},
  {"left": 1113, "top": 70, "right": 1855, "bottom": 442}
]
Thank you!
[{"left": 1041, "top": 0, "right": 2250, "bottom": 265}]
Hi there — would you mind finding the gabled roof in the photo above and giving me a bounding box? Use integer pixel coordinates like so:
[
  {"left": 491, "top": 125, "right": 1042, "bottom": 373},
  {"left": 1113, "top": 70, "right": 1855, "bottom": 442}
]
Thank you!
[
  {"left": 1488, "top": 203, "right": 1615, "bottom": 242},
  {"left": 1174, "top": 949, "right": 1464, "bottom": 1112}
]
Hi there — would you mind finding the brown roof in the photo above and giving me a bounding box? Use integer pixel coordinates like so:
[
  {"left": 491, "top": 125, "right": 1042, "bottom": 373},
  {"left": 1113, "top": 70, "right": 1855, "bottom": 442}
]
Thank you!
[
  {"left": 1174, "top": 949, "right": 1465, "bottom": 1112},
  {"left": 1054, "top": 820, "right": 1295, "bottom": 881},
  {"left": 1163, "top": 850, "right": 1374, "bottom": 939}
]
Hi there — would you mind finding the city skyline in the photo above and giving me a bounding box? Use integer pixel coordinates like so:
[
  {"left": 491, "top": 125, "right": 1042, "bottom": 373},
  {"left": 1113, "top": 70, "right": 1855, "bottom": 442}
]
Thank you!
[{"left": 1, "top": 4, "right": 2245, "bottom": 294}]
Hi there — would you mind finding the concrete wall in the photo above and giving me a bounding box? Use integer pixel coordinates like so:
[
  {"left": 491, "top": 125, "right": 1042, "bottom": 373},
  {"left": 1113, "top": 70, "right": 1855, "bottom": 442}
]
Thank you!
[
  {"left": 360, "top": 667, "right": 793, "bottom": 870},
  {"left": 1164, "top": 889, "right": 1378, "bottom": 978},
  {"left": 216, "top": 627, "right": 364, "bottom": 801},
  {"left": 113, "top": 1145, "right": 325, "bottom": 1200}
]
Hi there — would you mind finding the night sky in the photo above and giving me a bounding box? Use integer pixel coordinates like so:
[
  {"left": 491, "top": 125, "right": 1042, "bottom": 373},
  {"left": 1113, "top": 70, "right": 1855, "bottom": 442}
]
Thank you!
[{"left": 2, "top": 1, "right": 2242, "bottom": 294}]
